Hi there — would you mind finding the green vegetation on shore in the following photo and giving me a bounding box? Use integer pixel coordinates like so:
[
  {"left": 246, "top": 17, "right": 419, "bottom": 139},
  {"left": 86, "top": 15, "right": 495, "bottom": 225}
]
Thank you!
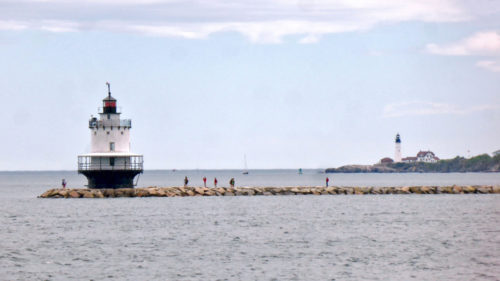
[{"left": 326, "top": 154, "right": 500, "bottom": 173}]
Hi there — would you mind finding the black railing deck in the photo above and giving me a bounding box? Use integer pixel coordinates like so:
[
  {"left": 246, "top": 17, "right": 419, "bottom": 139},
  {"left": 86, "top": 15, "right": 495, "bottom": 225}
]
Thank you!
[
  {"left": 78, "top": 163, "right": 143, "bottom": 171},
  {"left": 78, "top": 156, "right": 143, "bottom": 172}
]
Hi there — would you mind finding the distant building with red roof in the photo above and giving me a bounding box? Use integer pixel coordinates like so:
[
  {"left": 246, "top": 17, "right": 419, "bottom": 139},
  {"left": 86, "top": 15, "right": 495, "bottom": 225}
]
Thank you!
[
  {"left": 380, "top": 157, "right": 394, "bottom": 165},
  {"left": 402, "top": 156, "right": 417, "bottom": 163}
]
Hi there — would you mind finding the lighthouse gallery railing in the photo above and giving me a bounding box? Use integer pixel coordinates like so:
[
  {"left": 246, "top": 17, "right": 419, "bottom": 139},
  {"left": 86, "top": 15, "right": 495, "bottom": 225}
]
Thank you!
[
  {"left": 78, "top": 155, "right": 143, "bottom": 171},
  {"left": 89, "top": 119, "right": 132, "bottom": 129}
]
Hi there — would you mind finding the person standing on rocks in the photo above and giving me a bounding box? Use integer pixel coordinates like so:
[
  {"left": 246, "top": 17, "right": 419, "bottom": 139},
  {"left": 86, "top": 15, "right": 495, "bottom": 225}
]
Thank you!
[
  {"left": 184, "top": 176, "right": 189, "bottom": 187},
  {"left": 229, "top": 178, "right": 235, "bottom": 188},
  {"left": 62, "top": 179, "right": 67, "bottom": 189},
  {"left": 214, "top": 177, "right": 218, "bottom": 188},
  {"left": 203, "top": 177, "right": 207, "bottom": 187},
  {"left": 326, "top": 177, "right": 329, "bottom": 187}
]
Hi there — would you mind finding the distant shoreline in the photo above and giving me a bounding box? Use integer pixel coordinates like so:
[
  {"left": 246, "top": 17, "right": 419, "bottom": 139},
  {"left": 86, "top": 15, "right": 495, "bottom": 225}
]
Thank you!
[
  {"left": 326, "top": 154, "right": 500, "bottom": 173},
  {"left": 325, "top": 166, "right": 500, "bottom": 173}
]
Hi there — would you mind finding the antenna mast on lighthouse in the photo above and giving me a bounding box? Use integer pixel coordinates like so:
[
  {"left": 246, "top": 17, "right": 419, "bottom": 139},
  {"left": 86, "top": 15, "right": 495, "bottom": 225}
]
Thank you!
[{"left": 106, "top": 82, "right": 111, "bottom": 98}]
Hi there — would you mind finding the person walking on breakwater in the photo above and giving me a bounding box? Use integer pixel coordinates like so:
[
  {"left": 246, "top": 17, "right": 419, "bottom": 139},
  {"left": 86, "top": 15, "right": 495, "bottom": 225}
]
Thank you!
[
  {"left": 229, "top": 178, "right": 235, "bottom": 188},
  {"left": 214, "top": 177, "right": 218, "bottom": 188},
  {"left": 326, "top": 177, "right": 329, "bottom": 187},
  {"left": 62, "top": 179, "right": 66, "bottom": 189},
  {"left": 203, "top": 177, "right": 207, "bottom": 187},
  {"left": 184, "top": 176, "right": 189, "bottom": 187}
]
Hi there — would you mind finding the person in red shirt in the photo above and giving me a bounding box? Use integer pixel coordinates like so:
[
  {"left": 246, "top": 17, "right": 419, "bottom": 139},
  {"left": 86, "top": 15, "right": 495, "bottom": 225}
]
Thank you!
[
  {"left": 214, "top": 177, "right": 218, "bottom": 188},
  {"left": 326, "top": 177, "right": 329, "bottom": 187},
  {"left": 203, "top": 177, "right": 207, "bottom": 187}
]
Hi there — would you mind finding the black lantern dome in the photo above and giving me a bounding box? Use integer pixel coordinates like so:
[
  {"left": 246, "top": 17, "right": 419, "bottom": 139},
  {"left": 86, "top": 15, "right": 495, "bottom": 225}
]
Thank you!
[{"left": 103, "top": 82, "right": 117, "bottom": 114}]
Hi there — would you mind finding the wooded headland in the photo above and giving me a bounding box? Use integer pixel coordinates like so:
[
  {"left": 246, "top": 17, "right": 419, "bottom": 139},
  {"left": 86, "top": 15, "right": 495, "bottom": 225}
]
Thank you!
[{"left": 325, "top": 154, "right": 500, "bottom": 173}]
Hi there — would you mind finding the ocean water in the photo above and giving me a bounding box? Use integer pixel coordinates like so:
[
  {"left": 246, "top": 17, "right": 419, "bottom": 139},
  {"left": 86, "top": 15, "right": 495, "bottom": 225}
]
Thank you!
[
  {"left": 2, "top": 170, "right": 500, "bottom": 199},
  {"left": 0, "top": 170, "right": 499, "bottom": 280}
]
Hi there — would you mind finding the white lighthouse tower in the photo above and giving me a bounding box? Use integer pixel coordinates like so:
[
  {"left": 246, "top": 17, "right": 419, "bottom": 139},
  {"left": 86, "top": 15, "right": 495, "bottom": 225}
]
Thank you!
[
  {"left": 78, "top": 83, "right": 143, "bottom": 188},
  {"left": 395, "top": 133, "right": 402, "bottom": 162}
]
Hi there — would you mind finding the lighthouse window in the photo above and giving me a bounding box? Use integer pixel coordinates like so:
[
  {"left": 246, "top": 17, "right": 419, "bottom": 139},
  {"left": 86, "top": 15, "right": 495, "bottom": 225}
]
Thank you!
[
  {"left": 109, "top": 157, "right": 115, "bottom": 166},
  {"left": 121, "top": 131, "right": 124, "bottom": 135},
  {"left": 107, "top": 114, "right": 110, "bottom": 120},
  {"left": 110, "top": 142, "right": 115, "bottom": 151}
]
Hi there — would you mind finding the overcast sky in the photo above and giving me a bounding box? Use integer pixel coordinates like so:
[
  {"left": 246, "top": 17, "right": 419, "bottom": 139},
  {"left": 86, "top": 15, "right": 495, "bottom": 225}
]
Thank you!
[{"left": 0, "top": 0, "right": 499, "bottom": 170}]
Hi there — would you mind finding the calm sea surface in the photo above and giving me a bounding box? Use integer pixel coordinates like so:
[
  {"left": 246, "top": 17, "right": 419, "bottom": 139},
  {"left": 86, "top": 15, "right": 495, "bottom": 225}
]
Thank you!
[{"left": 0, "top": 170, "right": 499, "bottom": 280}]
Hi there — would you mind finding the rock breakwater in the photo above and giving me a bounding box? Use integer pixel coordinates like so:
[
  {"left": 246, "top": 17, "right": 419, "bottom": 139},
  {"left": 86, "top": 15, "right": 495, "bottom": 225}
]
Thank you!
[{"left": 39, "top": 185, "right": 500, "bottom": 198}]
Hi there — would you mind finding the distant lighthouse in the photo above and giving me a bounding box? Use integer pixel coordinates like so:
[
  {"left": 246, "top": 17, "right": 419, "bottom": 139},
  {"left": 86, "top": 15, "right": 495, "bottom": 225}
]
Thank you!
[
  {"left": 77, "top": 83, "right": 143, "bottom": 188},
  {"left": 395, "top": 133, "right": 402, "bottom": 162}
]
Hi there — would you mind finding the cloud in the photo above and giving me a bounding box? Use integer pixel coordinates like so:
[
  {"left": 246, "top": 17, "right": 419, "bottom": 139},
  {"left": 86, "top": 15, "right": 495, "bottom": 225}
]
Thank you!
[
  {"left": 426, "top": 31, "right": 500, "bottom": 73},
  {"left": 476, "top": 60, "right": 500, "bottom": 72},
  {"left": 426, "top": 31, "right": 500, "bottom": 56},
  {"left": 0, "top": 21, "right": 28, "bottom": 31},
  {"left": 368, "top": 50, "right": 384, "bottom": 56},
  {"left": 0, "top": 0, "right": 485, "bottom": 43},
  {"left": 299, "top": 34, "right": 321, "bottom": 44},
  {"left": 40, "top": 21, "right": 79, "bottom": 32},
  {"left": 124, "top": 20, "right": 367, "bottom": 44},
  {"left": 383, "top": 101, "right": 499, "bottom": 118}
]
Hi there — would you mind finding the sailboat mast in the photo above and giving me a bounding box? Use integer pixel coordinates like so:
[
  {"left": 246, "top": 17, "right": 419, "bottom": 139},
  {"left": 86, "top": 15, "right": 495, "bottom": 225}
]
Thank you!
[{"left": 243, "top": 154, "right": 249, "bottom": 174}]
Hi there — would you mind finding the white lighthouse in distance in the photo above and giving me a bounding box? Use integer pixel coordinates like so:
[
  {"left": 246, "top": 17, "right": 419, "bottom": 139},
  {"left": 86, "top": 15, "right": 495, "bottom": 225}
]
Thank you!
[
  {"left": 78, "top": 83, "right": 143, "bottom": 188},
  {"left": 395, "top": 133, "right": 402, "bottom": 162}
]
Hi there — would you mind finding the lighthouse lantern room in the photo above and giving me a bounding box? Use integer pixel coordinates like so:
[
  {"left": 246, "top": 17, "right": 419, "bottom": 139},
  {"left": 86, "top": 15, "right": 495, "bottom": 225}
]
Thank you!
[{"left": 78, "top": 83, "right": 143, "bottom": 188}]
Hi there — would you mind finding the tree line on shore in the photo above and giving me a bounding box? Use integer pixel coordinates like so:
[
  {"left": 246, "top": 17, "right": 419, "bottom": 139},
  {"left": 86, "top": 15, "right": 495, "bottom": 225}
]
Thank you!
[{"left": 325, "top": 153, "right": 500, "bottom": 173}]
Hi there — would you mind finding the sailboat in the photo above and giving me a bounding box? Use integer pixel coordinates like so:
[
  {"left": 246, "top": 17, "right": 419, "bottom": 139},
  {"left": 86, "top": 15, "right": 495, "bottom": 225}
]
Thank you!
[{"left": 242, "top": 154, "right": 249, "bottom": 175}]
